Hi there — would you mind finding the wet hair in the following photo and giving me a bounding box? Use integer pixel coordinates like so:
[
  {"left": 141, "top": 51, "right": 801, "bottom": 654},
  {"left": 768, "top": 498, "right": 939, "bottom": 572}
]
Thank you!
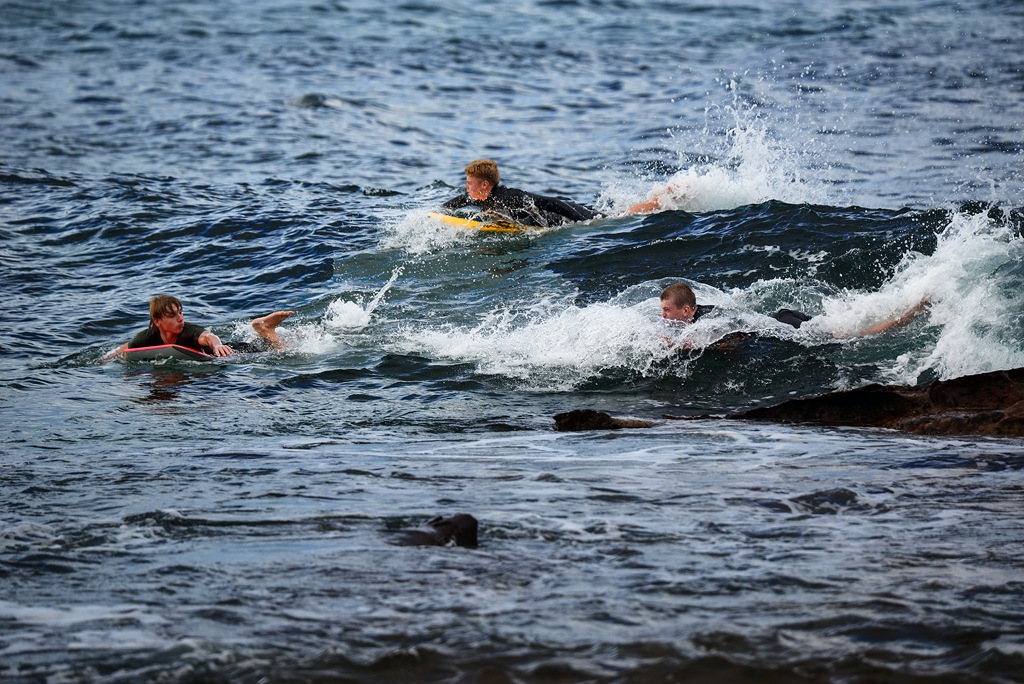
[
  {"left": 149, "top": 294, "right": 182, "bottom": 325},
  {"left": 660, "top": 283, "right": 696, "bottom": 309},
  {"left": 464, "top": 159, "right": 499, "bottom": 187}
]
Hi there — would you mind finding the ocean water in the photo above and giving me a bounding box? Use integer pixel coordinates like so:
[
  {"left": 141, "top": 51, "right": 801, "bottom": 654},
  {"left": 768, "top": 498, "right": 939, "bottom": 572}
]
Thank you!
[{"left": 2, "top": 1, "right": 1024, "bottom": 682}]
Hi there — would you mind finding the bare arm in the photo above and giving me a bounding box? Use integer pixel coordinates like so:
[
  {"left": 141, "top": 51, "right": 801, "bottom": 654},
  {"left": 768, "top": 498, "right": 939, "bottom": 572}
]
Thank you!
[
  {"left": 836, "top": 300, "right": 930, "bottom": 339},
  {"left": 198, "top": 330, "right": 234, "bottom": 357}
]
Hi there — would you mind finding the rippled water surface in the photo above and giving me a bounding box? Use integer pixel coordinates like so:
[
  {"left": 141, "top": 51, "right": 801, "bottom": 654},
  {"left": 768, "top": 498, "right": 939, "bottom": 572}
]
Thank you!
[{"left": 2, "top": 1, "right": 1023, "bottom": 682}]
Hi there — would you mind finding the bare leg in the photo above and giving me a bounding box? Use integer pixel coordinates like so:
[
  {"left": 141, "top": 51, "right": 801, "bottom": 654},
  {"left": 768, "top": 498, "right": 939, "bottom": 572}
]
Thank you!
[{"left": 251, "top": 310, "right": 294, "bottom": 350}]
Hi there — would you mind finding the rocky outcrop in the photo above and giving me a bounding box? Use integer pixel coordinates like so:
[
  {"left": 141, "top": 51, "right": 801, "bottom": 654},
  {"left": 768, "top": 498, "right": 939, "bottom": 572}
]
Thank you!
[
  {"left": 554, "top": 409, "right": 655, "bottom": 432},
  {"left": 557, "top": 369, "right": 1024, "bottom": 437},
  {"left": 727, "top": 367, "right": 1024, "bottom": 436}
]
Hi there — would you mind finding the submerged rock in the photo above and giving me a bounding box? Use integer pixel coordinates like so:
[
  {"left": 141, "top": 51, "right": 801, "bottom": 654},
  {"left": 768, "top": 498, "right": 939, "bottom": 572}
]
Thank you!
[
  {"left": 790, "top": 487, "right": 864, "bottom": 514},
  {"left": 728, "top": 367, "right": 1024, "bottom": 436},
  {"left": 553, "top": 409, "right": 655, "bottom": 432},
  {"left": 389, "top": 514, "right": 479, "bottom": 548}
]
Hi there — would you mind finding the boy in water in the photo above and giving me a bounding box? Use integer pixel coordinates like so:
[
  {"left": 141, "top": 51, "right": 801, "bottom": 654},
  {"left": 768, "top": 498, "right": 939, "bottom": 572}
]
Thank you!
[
  {"left": 659, "top": 282, "right": 928, "bottom": 340},
  {"left": 442, "top": 159, "right": 602, "bottom": 227},
  {"left": 107, "top": 295, "right": 294, "bottom": 360}
]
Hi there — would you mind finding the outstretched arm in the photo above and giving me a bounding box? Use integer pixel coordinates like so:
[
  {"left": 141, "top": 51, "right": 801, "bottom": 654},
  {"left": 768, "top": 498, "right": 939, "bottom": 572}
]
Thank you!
[{"left": 837, "top": 299, "right": 930, "bottom": 339}]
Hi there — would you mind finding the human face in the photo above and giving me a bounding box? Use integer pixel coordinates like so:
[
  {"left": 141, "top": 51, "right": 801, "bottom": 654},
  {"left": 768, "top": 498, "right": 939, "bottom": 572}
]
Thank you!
[
  {"left": 465, "top": 174, "right": 492, "bottom": 201},
  {"left": 153, "top": 306, "right": 185, "bottom": 342},
  {"left": 661, "top": 300, "right": 694, "bottom": 323}
]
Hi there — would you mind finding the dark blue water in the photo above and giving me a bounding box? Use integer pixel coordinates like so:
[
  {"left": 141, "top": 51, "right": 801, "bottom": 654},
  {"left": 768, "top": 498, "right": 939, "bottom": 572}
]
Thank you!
[{"left": 3, "top": 1, "right": 1024, "bottom": 682}]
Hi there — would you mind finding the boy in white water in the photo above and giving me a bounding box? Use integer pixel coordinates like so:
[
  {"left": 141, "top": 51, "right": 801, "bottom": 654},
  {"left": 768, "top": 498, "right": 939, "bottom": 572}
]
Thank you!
[{"left": 659, "top": 282, "right": 929, "bottom": 340}]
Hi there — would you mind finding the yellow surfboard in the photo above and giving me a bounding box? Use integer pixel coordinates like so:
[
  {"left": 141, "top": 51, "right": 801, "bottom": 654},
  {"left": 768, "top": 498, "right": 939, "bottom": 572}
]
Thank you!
[{"left": 428, "top": 212, "right": 539, "bottom": 234}]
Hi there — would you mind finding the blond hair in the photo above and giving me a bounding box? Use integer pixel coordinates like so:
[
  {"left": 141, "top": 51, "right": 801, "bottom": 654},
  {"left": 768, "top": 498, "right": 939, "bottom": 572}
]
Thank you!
[{"left": 464, "top": 159, "right": 500, "bottom": 187}]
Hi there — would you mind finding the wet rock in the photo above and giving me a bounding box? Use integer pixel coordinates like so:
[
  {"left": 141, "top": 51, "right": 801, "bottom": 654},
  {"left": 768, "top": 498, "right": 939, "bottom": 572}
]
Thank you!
[
  {"left": 390, "top": 514, "right": 478, "bottom": 548},
  {"left": 553, "top": 409, "right": 655, "bottom": 432},
  {"left": 790, "top": 487, "right": 863, "bottom": 514},
  {"left": 728, "top": 368, "right": 1024, "bottom": 437}
]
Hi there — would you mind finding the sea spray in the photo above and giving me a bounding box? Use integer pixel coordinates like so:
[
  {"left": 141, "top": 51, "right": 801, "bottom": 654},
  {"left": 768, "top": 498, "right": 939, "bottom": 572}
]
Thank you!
[
  {"left": 220, "top": 269, "right": 405, "bottom": 352},
  {"left": 325, "top": 265, "right": 404, "bottom": 331},
  {"left": 382, "top": 208, "right": 482, "bottom": 256},
  {"left": 609, "top": 78, "right": 832, "bottom": 214}
]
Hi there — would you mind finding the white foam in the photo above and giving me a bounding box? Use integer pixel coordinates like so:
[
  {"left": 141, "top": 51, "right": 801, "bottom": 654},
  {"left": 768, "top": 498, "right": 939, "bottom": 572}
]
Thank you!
[
  {"left": 0, "top": 599, "right": 168, "bottom": 628},
  {"left": 399, "top": 204, "right": 1024, "bottom": 387},
  {"left": 402, "top": 293, "right": 670, "bottom": 390},
  {"left": 0, "top": 521, "right": 58, "bottom": 551},
  {"left": 324, "top": 299, "right": 372, "bottom": 330},
  {"left": 396, "top": 281, "right": 816, "bottom": 390}
]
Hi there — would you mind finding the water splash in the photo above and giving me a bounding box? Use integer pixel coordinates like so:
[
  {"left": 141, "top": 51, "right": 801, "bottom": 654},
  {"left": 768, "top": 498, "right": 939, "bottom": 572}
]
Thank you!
[
  {"left": 324, "top": 266, "right": 404, "bottom": 331},
  {"left": 365, "top": 265, "right": 403, "bottom": 316},
  {"left": 381, "top": 208, "right": 479, "bottom": 255},
  {"left": 222, "top": 268, "right": 405, "bottom": 353},
  {"left": 608, "top": 79, "right": 832, "bottom": 214}
]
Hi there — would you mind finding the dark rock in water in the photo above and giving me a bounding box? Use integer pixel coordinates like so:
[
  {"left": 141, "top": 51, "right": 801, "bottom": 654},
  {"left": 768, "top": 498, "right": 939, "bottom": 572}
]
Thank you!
[
  {"left": 390, "top": 514, "right": 478, "bottom": 548},
  {"left": 727, "top": 368, "right": 1024, "bottom": 437},
  {"left": 553, "top": 409, "right": 655, "bottom": 432},
  {"left": 790, "top": 487, "right": 863, "bottom": 514}
]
